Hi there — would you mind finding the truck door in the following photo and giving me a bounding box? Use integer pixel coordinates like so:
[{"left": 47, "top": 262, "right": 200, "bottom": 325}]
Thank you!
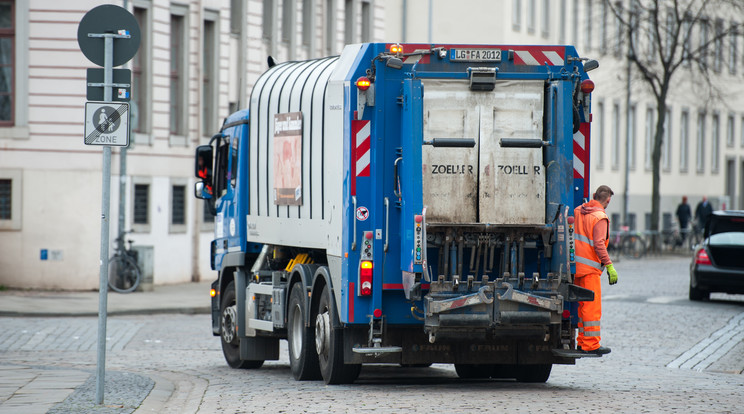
[{"left": 422, "top": 80, "right": 546, "bottom": 226}]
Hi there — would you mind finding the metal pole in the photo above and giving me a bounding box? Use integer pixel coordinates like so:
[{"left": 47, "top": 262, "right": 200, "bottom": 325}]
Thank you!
[
  {"left": 623, "top": 15, "right": 632, "bottom": 228},
  {"left": 95, "top": 33, "right": 114, "bottom": 406}
]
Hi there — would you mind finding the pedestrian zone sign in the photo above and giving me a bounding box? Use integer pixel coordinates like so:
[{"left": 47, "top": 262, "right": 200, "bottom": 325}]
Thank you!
[{"left": 84, "top": 101, "right": 129, "bottom": 146}]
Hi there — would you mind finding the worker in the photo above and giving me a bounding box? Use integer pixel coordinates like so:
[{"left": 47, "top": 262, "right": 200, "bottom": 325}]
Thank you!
[{"left": 573, "top": 185, "right": 617, "bottom": 355}]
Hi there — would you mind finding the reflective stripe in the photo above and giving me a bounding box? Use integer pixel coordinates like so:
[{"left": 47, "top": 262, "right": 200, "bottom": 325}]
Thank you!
[
  {"left": 583, "top": 321, "right": 601, "bottom": 327},
  {"left": 584, "top": 331, "right": 601, "bottom": 337},
  {"left": 575, "top": 233, "right": 593, "bottom": 246},
  {"left": 575, "top": 255, "right": 603, "bottom": 270}
]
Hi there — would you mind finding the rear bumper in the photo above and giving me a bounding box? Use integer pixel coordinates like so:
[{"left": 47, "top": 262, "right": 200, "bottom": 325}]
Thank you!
[{"left": 692, "top": 264, "right": 744, "bottom": 294}]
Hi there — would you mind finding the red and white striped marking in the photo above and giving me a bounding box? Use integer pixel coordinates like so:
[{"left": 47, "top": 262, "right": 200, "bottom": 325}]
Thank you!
[
  {"left": 513, "top": 46, "right": 565, "bottom": 66},
  {"left": 573, "top": 123, "right": 591, "bottom": 198},
  {"left": 351, "top": 120, "right": 370, "bottom": 195}
]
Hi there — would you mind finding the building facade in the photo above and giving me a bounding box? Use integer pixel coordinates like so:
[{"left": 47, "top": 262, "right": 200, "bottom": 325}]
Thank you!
[
  {"left": 0, "top": 0, "right": 384, "bottom": 289},
  {"left": 385, "top": 0, "right": 744, "bottom": 232}
]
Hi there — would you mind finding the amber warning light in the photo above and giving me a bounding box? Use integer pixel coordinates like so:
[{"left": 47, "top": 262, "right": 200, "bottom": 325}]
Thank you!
[
  {"left": 356, "top": 76, "right": 371, "bottom": 91},
  {"left": 580, "top": 79, "right": 595, "bottom": 93}
]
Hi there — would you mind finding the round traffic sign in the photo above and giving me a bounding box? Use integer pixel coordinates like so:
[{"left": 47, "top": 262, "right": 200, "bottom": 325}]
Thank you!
[{"left": 77, "top": 5, "right": 141, "bottom": 67}]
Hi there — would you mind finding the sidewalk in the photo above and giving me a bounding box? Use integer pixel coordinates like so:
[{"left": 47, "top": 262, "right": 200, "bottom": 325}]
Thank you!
[{"left": 0, "top": 281, "right": 212, "bottom": 413}]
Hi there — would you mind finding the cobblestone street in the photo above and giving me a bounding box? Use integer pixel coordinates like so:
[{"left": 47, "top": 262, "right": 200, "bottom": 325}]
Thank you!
[{"left": 1, "top": 257, "right": 742, "bottom": 413}]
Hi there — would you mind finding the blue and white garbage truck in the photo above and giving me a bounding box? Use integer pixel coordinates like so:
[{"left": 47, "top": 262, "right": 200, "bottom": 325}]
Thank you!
[{"left": 194, "top": 42, "right": 599, "bottom": 384}]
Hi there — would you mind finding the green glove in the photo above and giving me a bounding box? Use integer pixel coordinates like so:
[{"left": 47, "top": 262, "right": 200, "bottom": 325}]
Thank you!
[{"left": 606, "top": 263, "right": 618, "bottom": 285}]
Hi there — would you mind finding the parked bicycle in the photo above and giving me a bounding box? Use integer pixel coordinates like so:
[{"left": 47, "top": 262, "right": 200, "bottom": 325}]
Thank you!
[
  {"left": 607, "top": 226, "right": 647, "bottom": 259},
  {"left": 108, "top": 230, "right": 141, "bottom": 293}
]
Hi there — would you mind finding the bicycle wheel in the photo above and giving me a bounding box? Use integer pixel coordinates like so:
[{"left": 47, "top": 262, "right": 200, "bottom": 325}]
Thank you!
[
  {"left": 108, "top": 254, "right": 142, "bottom": 293},
  {"left": 621, "top": 235, "right": 646, "bottom": 259}
]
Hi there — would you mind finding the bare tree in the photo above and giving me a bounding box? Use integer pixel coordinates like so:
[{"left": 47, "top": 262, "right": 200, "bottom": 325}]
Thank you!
[{"left": 607, "top": 0, "right": 744, "bottom": 245}]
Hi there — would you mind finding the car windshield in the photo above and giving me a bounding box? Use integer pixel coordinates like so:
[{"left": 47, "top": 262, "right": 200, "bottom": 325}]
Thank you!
[{"left": 708, "top": 232, "right": 744, "bottom": 246}]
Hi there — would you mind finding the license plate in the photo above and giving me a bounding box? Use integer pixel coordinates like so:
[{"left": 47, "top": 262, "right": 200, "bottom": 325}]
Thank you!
[{"left": 450, "top": 48, "right": 502, "bottom": 62}]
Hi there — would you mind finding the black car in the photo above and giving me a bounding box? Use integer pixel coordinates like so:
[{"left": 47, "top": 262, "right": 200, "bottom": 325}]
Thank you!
[{"left": 689, "top": 210, "right": 744, "bottom": 301}]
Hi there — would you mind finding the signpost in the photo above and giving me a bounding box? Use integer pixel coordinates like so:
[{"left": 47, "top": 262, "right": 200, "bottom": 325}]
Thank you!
[{"left": 77, "top": 4, "right": 140, "bottom": 405}]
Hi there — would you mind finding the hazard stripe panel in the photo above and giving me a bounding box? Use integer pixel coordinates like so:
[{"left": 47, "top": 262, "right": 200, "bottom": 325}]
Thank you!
[
  {"left": 573, "top": 123, "right": 591, "bottom": 198},
  {"left": 351, "top": 120, "right": 371, "bottom": 196}
]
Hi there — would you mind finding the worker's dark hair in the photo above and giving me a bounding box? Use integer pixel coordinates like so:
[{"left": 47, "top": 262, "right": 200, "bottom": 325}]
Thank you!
[{"left": 593, "top": 185, "right": 614, "bottom": 202}]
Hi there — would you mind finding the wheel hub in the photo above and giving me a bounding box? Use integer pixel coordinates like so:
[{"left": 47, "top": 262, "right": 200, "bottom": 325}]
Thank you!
[
  {"left": 315, "top": 311, "right": 330, "bottom": 356},
  {"left": 221, "top": 304, "right": 238, "bottom": 344}
]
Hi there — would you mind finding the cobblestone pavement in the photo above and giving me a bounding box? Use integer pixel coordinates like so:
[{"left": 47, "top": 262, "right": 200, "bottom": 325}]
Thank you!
[{"left": 1, "top": 257, "right": 742, "bottom": 413}]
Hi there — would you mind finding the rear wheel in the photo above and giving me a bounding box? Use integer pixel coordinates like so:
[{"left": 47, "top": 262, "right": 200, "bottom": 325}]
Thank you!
[
  {"left": 287, "top": 282, "right": 321, "bottom": 380},
  {"left": 316, "top": 284, "right": 361, "bottom": 384},
  {"left": 515, "top": 364, "right": 552, "bottom": 383},
  {"left": 220, "top": 281, "right": 263, "bottom": 369},
  {"left": 108, "top": 255, "right": 141, "bottom": 293}
]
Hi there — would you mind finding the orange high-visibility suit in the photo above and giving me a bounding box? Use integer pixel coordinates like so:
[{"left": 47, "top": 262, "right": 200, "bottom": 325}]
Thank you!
[{"left": 573, "top": 199, "right": 611, "bottom": 352}]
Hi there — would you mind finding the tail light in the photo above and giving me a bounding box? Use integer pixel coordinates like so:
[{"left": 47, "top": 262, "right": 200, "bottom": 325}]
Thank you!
[
  {"left": 562, "top": 310, "right": 571, "bottom": 319},
  {"left": 360, "top": 260, "right": 373, "bottom": 296},
  {"left": 580, "top": 79, "right": 595, "bottom": 93},
  {"left": 695, "top": 249, "right": 712, "bottom": 265},
  {"left": 356, "top": 76, "right": 371, "bottom": 91}
]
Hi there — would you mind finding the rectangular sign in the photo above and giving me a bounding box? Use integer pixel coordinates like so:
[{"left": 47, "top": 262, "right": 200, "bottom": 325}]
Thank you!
[
  {"left": 450, "top": 48, "right": 502, "bottom": 62},
  {"left": 273, "top": 112, "right": 303, "bottom": 205},
  {"left": 84, "top": 102, "right": 130, "bottom": 146},
  {"left": 86, "top": 68, "right": 131, "bottom": 102}
]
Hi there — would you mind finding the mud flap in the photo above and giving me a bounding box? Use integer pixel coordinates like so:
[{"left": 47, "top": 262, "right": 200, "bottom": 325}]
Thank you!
[{"left": 552, "top": 348, "right": 601, "bottom": 358}]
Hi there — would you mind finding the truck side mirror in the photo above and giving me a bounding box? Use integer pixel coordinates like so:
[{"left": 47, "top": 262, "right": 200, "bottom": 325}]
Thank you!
[
  {"left": 195, "top": 145, "right": 213, "bottom": 181},
  {"left": 194, "top": 181, "right": 212, "bottom": 200}
]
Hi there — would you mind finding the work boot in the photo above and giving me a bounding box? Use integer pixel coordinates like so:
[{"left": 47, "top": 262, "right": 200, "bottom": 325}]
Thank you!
[{"left": 579, "top": 346, "right": 611, "bottom": 355}]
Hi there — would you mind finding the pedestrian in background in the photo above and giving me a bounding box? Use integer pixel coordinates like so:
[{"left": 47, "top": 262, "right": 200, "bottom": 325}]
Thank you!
[
  {"left": 573, "top": 185, "right": 617, "bottom": 355},
  {"left": 695, "top": 196, "right": 713, "bottom": 233},
  {"left": 675, "top": 196, "right": 692, "bottom": 244}
]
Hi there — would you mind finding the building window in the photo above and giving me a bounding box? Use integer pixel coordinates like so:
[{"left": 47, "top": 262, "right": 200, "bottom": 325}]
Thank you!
[
  {"left": 0, "top": 169, "right": 20, "bottom": 230},
  {"left": 699, "top": 18, "right": 709, "bottom": 69},
  {"left": 682, "top": 13, "right": 692, "bottom": 67},
  {"left": 513, "top": 0, "right": 521, "bottom": 31},
  {"left": 612, "top": 102, "right": 620, "bottom": 170},
  {"left": 696, "top": 112, "right": 706, "bottom": 173},
  {"left": 729, "top": 22, "right": 737, "bottom": 74},
  {"left": 741, "top": 116, "right": 744, "bottom": 148},
  {"left": 711, "top": 113, "right": 720, "bottom": 173},
  {"left": 727, "top": 114, "right": 734, "bottom": 148},
  {"left": 282, "top": 0, "right": 294, "bottom": 43},
  {"left": 595, "top": 101, "right": 604, "bottom": 169},
  {"left": 231, "top": 0, "right": 243, "bottom": 35},
  {"left": 714, "top": 19, "right": 723, "bottom": 73},
  {"left": 263, "top": 0, "right": 274, "bottom": 40},
  {"left": 302, "top": 0, "right": 312, "bottom": 46},
  {"left": 645, "top": 107, "right": 654, "bottom": 171},
  {"left": 361, "top": 0, "right": 371, "bottom": 42},
  {"left": 662, "top": 108, "right": 671, "bottom": 172},
  {"left": 541, "top": 0, "right": 549, "bottom": 38},
  {"left": 0, "top": 0, "right": 14, "bottom": 126},
  {"left": 599, "top": 0, "right": 607, "bottom": 52},
  {"left": 203, "top": 14, "right": 218, "bottom": 136},
  {"left": 646, "top": 10, "right": 656, "bottom": 60},
  {"left": 325, "top": 0, "right": 335, "bottom": 54},
  {"left": 614, "top": 1, "right": 623, "bottom": 55},
  {"left": 133, "top": 182, "right": 150, "bottom": 233},
  {"left": 344, "top": 0, "right": 354, "bottom": 44},
  {"left": 169, "top": 7, "right": 188, "bottom": 143},
  {"left": 629, "top": 104, "right": 636, "bottom": 170},
  {"left": 680, "top": 110, "right": 689, "bottom": 172},
  {"left": 527, "top": 0, "right": 535, "bottom": 34},
  {"left": 611, "top": 213, "right": 621, "bottom": 232},
  {"left": 664, "top": 11, "right": 673, "bottom": 60},
  {"left": 170, "top": 183, "right": 187, "bottom": 233},
  {"left": 132, "top": 6, "right": 150, "bottom": 142}
]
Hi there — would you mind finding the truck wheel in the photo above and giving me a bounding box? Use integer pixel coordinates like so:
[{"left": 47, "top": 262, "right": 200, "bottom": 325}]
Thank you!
[
  {"left": 454, "top": 364, "right": 493, "bottom": 379},
  {"left": 287, "top": 282, "right": 321, "bottom": 380},
  {"left": 515, "top": 364, "right": 552, "bottom": 383},
  {"left": 220, "top": 281, "right": 263, "bottom": 369},
  {"left": 316, "top": 284, "right": 361, "bottom": 384}
]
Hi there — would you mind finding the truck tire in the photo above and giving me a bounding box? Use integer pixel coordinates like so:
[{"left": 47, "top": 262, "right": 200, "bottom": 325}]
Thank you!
[
  {"left": 221, "top": 281, "right": 263, "bottom": 369},
  {"left": 287, "top": 282, "right": 321, "bottom": 380},
  {"left": 515, "top": 364, "right": 552, "bottom": 383},
  {"left": 454, "top": 364, "right": 493, "bottom": 379},
  {"left": 316, "top": 284, "right": 361, "bottom": 384}
]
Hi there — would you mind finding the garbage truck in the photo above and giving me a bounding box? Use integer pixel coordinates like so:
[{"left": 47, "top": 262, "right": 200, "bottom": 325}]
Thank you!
[{"left": 194, "top": 42, "right": 600, "bottom": 384}]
